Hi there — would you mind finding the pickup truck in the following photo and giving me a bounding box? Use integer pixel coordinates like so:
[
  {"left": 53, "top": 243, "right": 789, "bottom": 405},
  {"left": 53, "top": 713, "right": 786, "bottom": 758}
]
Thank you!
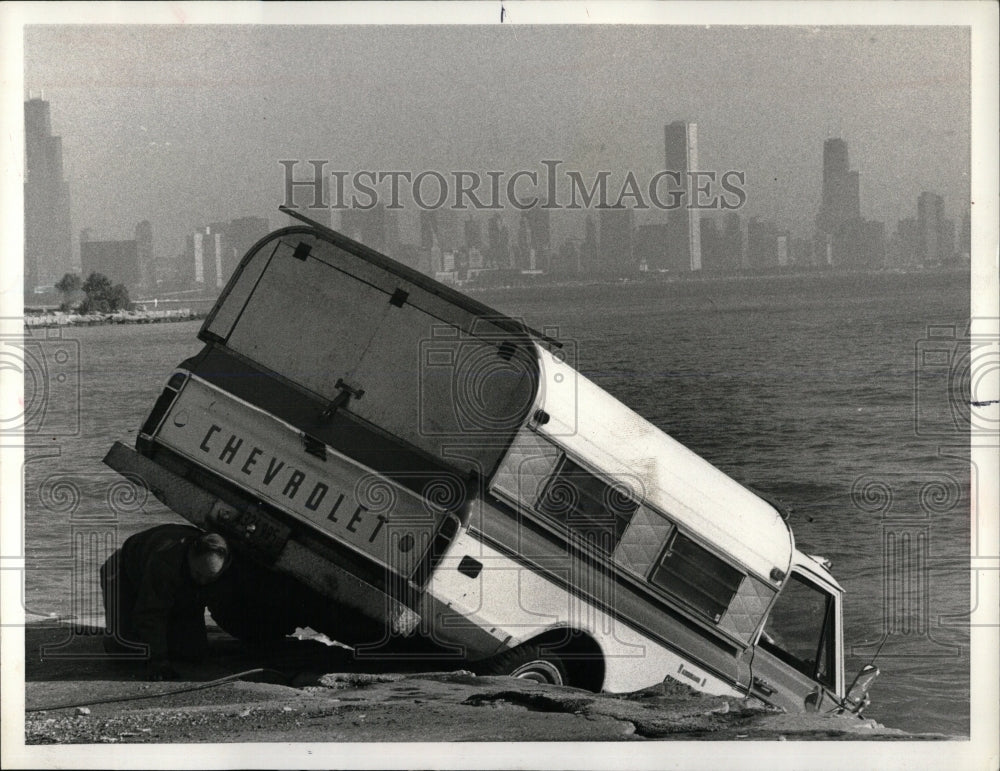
[{"left": 105, "top": 208, "right": 879, "bottom": 714}]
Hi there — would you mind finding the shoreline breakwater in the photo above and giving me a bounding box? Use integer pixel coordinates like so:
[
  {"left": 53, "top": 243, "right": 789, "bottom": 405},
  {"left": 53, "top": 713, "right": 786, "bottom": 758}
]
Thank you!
[{"left": 24, "top": 309, "right": 207, "bottom": 328}]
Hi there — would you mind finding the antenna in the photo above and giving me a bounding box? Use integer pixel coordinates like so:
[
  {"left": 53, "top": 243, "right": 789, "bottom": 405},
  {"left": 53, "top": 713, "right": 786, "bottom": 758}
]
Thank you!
[{"left": 866, "top": 633, "right": 888, "bottom": 671}]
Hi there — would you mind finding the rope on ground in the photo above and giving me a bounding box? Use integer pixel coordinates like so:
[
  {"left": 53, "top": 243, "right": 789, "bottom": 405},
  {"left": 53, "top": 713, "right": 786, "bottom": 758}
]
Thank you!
[{"left": 25, "top": 668, "right": 288, "bottom": 713}]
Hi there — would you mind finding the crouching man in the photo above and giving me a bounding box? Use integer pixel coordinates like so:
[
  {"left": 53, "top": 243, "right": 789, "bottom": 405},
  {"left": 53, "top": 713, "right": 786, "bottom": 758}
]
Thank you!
[{"left": 100, "top": 523, "right": 232, "bottom": 681}]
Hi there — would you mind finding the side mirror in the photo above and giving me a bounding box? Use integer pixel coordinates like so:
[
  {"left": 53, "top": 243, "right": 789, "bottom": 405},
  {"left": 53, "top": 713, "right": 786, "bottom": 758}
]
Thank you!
[{"left": 843, "top": 664, "right": 880, "bottom": 715}]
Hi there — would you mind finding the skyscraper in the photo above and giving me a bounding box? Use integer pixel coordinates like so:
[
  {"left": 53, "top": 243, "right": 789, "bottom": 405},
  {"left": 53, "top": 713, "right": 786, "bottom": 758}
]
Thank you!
[
  {"left": 721, "top": 212, "right": 744, "bottom": 270},
  {"left": 959, "top": 208, "right": 971, "bottom": 260},
  {"left": 135, "top": 221, "right": 154, "bottom": 289},
  {"left": 746, "top": 217, "right": 781, "bottom": 270},
  {"left": 634, "top": 223, "right": 668, "bottom": 271},
  {"left": 816, "top": 138, "right": 861, "bottom": 235},
  {"left": 342, "top": 205, "right": 388, "bottom": 252},
  {"left": 892, "top": 217, "right": 920, "bottom": 266},
  {"left": 419, "top": 210, "right": 440, "bottom": 252},
  {"left": 814, "top": 137, "right": 889, "bottom": 269},
  {"left": 698, "top": 217, "right": 722, "bottom": 271},
  {"left": 514, "top": 216, "right": 531, "bottom": 270},
  {"left": 81, "top": 240, "right": 140, "bottom": 290},
  {"left": 917, "top": 191, "right": 953, "bottom": 264},
  {"left": 579, "top": 215, "right": 598, "bottom": 273},
  {"left": 523, "top": 207, "right": 551, "bottom": 271},
  {"left": 185, "top": 216, "right": 272, "bottom": 288},
  {"left": 24, "top": 98, "right": 73, "bottom": 290},
  {"left": 463, "top": 215, "right": 482, "bottom": 250},
  {"left": 663, "top": 121, "right": 702, "bottom": 271},
  {"left": 598, "top": 206, "right": 634, "bottom": 274},
  {"left": 226, "top": 216, "right": 270, "bottom": 276},
  {"left": 187, "top": 226, "right": 227, "bottom": 288}
]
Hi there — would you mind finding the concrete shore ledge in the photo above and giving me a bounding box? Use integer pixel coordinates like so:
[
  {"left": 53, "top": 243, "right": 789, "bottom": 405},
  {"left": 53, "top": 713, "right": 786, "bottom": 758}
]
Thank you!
[{"left": 22, "top": 621, "right": 952, "bottom": 744}]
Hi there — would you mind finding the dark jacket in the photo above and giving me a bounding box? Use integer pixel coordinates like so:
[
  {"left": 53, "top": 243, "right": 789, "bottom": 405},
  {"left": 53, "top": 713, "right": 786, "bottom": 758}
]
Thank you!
[{"left": 116, "top": 524, "right": 214, "bottom": 667}]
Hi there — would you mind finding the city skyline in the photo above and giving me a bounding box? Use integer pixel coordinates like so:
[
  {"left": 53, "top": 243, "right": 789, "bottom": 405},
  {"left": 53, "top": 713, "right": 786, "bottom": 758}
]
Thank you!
[
  {"left": 25, "top": 91, "right": 969, "bottom": 291},
  {"left": 20, "top": 23, "right": 970, "bottom": 282}
]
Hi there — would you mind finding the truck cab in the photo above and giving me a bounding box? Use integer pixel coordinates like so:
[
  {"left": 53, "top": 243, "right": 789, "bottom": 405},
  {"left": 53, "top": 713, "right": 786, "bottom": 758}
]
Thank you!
[{"left": 752, "top": 552, "right": 845, "bottom": 712}]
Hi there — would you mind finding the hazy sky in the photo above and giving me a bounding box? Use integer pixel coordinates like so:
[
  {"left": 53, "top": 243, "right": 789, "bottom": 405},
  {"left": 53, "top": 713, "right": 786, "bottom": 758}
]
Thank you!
[{"left": 24, "top": 24, "right": 970, "bottom": 263}]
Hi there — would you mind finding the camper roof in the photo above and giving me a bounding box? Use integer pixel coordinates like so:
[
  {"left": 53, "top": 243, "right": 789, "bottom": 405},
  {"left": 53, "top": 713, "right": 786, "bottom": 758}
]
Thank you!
[{"left": 533, "top": 346, "right": 795, "bottom": 586}]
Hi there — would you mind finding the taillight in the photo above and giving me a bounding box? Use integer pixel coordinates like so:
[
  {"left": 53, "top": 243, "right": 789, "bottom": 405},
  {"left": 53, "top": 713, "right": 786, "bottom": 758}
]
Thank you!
[
  {"left": 136, "top": 371, "right": 189, "bottom": 451},
  {"left": 411, "top": 512, "right": 463, "bottom": 588}
]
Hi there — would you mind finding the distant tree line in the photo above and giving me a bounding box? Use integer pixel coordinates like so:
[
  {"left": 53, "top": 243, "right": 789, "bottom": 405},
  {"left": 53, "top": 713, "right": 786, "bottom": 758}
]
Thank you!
[{"left": 55, "top": 272, "right": 131, "bottom": 313}]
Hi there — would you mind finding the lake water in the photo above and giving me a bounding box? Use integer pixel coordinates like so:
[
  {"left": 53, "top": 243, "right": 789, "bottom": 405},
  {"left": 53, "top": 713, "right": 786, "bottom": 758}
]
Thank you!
[{"left": 22, "top": 269, "right": 971, "bottom": 736}]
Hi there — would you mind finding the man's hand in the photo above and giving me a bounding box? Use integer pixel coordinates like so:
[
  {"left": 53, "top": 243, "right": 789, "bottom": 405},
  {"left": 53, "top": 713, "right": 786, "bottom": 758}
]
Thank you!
[{"left": 146, "top": 662, "right": 181, "bottom": 682}]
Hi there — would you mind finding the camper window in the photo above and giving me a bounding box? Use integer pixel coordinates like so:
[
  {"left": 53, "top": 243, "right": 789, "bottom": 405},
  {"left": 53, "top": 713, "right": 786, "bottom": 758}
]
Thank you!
[
  {"left": 536, "top": 457, "right": 638, "bottom": 553},
  {"left": 759, "top": 573, "right": 836, "bottom": 688},
  {"left": 649, "top": 531, "right": 743, "bottom": 622}
]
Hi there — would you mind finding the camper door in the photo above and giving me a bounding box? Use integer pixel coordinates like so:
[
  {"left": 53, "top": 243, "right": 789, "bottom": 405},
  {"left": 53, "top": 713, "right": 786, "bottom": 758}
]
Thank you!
[{"left": 201, "top": 230, "right": 540, "bottom": 479}]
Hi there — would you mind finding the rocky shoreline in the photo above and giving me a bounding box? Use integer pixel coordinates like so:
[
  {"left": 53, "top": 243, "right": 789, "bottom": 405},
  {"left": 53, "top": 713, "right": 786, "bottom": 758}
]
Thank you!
[
  {"left": 24, "top": 309, "right": 206, "bottom": 328},
  {"left": 22, "top": 621, "right": 953, "bottom": 745}
]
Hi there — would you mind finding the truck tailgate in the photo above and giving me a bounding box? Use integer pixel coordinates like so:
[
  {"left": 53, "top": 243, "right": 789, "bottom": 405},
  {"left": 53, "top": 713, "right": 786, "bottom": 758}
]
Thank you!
[{"left": 152, "top": 375, "right": 448, "bottom": 578}]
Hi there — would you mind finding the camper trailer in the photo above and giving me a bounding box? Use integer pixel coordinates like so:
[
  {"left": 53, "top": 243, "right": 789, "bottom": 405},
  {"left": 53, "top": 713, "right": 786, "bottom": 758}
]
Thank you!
[{"left": 105, "top": 209, "right": 878, "bottom": 715}]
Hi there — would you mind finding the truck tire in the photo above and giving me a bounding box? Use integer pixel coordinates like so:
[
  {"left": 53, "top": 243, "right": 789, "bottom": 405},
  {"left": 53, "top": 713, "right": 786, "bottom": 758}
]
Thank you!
[{"left": 478, "top": 644, "right": 569, "bottom": 686}]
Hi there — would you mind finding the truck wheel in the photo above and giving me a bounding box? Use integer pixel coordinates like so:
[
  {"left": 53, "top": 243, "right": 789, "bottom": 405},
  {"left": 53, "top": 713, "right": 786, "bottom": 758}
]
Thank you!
[{"left": 479, "top": 644, "right": 569, "bottom": 686}]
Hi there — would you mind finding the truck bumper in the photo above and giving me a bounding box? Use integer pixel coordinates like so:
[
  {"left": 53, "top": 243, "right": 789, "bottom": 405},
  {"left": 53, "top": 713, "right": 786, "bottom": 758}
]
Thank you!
[{"left": 102, "top": 441, "right": 420, "bottom": 636}]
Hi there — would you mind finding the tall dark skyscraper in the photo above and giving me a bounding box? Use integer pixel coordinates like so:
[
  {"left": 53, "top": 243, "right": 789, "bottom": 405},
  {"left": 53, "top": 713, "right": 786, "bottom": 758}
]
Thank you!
[
  {"left": 663, "top": 121, "right": 701, "bottom": 271},
  {"left": 24, "top": 98, "right": 73, "bottom": 290},
  {"left": 816, "top": 138, "right": 861, "bottom": 234},
  {"left": 813, "top": 137, "right": 885, "bottom": 268}
]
